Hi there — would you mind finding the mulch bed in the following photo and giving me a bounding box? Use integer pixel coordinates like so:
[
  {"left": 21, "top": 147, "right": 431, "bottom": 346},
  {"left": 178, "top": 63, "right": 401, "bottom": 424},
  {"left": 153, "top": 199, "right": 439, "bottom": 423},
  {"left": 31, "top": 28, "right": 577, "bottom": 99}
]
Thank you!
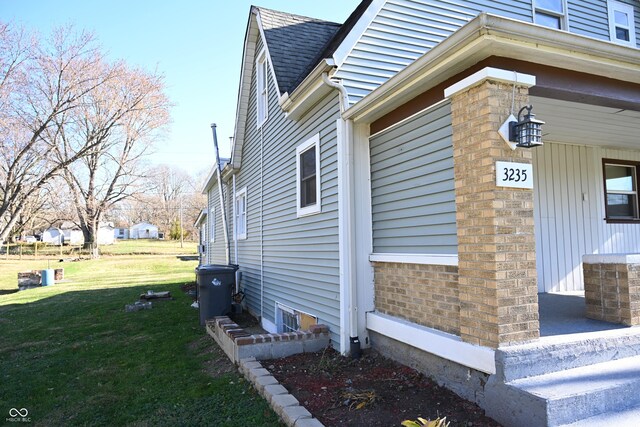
[{"left": 267, "top": 348, "right": 501, "bottom": 427}]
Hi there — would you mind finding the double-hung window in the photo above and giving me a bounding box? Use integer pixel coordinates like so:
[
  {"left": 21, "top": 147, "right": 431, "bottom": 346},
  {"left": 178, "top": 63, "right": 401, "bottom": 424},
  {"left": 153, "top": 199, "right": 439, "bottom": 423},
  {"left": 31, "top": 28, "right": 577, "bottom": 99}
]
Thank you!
[
  {"left": 256, "top": 50, "right": 268, "bottom": 127},
  {"left": 603, "top": 160, "right": 640, "bottom": 222},
  {"left": 235, "top": 187, "right": 247, "bottom": 240},
  {"left": 608, "top": 1, "right": 637, "bottom": 46},
  {"left": 534, "top": 0, "right": 567, "bottom": 30},
  {"left": 296, "top": 134, "right": 321, "bottom": 217}
]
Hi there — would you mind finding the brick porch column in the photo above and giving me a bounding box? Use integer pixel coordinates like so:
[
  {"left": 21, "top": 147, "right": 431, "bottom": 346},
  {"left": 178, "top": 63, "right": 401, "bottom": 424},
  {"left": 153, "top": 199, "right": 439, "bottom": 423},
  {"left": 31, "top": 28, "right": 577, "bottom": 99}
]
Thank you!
[{"left": 445, "top": 68, "right": 540, "bottom": 348}]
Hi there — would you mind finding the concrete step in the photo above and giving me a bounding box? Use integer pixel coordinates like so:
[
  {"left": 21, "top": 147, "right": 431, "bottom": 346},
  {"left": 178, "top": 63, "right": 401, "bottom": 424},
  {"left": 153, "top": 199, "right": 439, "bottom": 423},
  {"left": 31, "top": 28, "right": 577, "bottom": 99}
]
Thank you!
[
  {"left": 559, "top": 404, "right": 640, "bottom": 427},
  {"left": 485, "top": 355, "right": 640, "bottom": 426},
  {"left": 495, "top": 327, "right": 640, "bottom": 382}
]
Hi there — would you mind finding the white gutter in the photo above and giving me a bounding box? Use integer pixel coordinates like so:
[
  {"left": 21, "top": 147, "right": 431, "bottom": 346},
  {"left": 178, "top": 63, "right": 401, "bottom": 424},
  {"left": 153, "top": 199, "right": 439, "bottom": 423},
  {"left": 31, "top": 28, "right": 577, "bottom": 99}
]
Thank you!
[{"left": 322, "top": 73, "right": 360, "bottom": 357}]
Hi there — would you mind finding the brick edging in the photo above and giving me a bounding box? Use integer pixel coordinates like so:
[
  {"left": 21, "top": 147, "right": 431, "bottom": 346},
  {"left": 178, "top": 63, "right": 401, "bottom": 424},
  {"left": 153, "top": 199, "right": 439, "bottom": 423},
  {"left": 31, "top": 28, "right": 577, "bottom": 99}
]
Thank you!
[
  {"left": 213, "top": 316, "right": 330, "bottom": 345},
  {"left": 238, "top": 357, "right": 324, "bottom": 427}
]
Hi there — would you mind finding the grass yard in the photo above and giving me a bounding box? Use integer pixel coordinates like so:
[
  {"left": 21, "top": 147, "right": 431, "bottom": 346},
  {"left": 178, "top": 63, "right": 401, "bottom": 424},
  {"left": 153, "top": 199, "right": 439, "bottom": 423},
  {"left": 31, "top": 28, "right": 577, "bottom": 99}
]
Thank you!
[
  {"left": 100, "top": 239, "right": 198, "bottom": 255},
  {"left": 0, "top": 256, "right": 281, "bottom": 426},
  {"left": 0, "top": 239, "right": 198, "bottom": 260}
]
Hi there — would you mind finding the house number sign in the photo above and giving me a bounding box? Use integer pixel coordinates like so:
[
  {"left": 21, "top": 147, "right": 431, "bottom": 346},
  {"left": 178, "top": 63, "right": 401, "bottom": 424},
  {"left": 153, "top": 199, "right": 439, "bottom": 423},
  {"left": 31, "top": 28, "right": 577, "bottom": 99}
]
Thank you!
[{"left": 495, "top": 161, "right": 533, "bottom": 189}]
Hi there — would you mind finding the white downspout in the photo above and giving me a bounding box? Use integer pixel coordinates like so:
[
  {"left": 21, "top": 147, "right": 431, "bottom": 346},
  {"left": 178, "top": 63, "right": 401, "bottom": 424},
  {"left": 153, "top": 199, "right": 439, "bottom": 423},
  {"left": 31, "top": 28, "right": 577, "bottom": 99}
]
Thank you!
[
  {"left": 322, "top": 73, "right": 361, "bottom": 358},
  {"left": 232, "top": 174, "right": 238, "bottom": 265}
]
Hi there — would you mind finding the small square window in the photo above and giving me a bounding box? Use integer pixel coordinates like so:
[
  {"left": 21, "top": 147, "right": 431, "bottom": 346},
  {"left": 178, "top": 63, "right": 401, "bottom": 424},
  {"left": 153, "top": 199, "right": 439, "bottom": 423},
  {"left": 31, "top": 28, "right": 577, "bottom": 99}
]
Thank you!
[
  {"left": 608, "top": 1, "right": 637, "bottom": 46},
  {"left": 296, "top": 134, "right": 321, "bottom": 217},
  {"left": 603, "top": 160, "right": 640, "bottom": 221},
  {"left": 534, "top": 0, "right": 566, "bottom": 30},
  {"left": 235, "top": 187, "right": 247, "bottom": 240}
]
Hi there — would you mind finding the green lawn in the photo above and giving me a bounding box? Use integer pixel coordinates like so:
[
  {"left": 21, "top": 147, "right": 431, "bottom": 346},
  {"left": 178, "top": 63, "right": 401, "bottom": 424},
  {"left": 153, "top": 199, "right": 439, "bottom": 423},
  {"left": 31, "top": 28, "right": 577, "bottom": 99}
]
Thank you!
[
  {"left": 0, "top": 239, "right": 198, "bottom": 260},
  {"left": 0, "top": 256, "right": 281, "bottom": 426},
  {"left": 100, "top": 239, "right": 198, "bottom": 255}
]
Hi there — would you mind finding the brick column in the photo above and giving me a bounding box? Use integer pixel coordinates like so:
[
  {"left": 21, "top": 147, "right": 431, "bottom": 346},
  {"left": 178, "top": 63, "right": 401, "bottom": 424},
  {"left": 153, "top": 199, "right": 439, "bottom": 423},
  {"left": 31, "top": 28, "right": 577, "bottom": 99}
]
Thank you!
[{"left": 446, "top": 68, "right": 540, "bottom": 348}]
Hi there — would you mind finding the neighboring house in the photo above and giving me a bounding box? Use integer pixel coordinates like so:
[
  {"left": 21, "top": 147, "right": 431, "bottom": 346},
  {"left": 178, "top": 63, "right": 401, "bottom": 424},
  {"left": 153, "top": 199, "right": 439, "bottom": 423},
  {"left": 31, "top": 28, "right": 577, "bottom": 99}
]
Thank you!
[
  {"left": 42, "top": 227, "right": 64, "bottom": 245},
  {"left": 203, "top": 1, "right": 640, "bottom": 424},
  {"left": 114, "top": 228, "right": 129, "bottom": 239},
  {"left": 129, "top": 222, "right": 159, "bottom": 239},
  {"left": 97, "top": 224, "right": 115, "bottom": 245},
  {"left": 59, "top": 221, "right": 84, "bottom": 245}
]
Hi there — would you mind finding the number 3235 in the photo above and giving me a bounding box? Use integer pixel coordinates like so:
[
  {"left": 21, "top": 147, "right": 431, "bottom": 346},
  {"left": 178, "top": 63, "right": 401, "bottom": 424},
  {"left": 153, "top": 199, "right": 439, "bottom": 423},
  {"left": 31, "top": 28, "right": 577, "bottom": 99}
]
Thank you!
[{"left": 502, "top": 168, "right": 527, "bottom": 182}]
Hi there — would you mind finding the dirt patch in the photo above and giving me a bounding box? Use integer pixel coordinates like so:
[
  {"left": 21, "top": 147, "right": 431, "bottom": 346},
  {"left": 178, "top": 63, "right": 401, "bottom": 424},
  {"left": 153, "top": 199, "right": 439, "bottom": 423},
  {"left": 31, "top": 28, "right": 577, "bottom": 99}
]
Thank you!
[
  {"left": 229, "top": 311, "right": 268, "bottom": 335},
  {"left": 189, "top": 335, "right": 236, "bottom": 377},
  {"left": 268, "top": 348, "right": 501, "bottom": 427}
]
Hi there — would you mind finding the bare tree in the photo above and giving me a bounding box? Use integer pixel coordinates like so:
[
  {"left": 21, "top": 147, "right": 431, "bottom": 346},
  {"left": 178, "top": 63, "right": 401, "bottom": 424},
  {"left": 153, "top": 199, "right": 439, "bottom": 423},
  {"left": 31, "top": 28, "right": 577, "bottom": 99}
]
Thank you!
[
  {"left": 56, "top": 64, "right": 171, "bottom": 248},
  {"left": 0, "top": 23, "right": 118, "bottom": 242}
]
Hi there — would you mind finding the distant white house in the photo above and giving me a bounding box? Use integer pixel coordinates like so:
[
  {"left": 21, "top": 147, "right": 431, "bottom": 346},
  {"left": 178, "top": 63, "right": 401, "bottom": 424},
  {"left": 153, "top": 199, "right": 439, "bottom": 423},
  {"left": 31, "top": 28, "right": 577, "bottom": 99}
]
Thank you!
[
  {"left": 42, "top": 227, "right": 64, "bottom": 245},
  {"left": 60, "top": 221, "right": 84, "bottom": 245},
  {"left": 97, "top": 224, "right": 115, "bottom": 245},
  {"left": 129, "top": 222, "right": 159, "bottom": 239},
  {"left": 114, "top": 228, "right": 129, "bottom": 239}
]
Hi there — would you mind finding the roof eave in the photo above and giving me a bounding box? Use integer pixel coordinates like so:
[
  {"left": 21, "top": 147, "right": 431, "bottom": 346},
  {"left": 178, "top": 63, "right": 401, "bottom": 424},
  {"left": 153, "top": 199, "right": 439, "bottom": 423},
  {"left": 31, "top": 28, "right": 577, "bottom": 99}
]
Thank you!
[
  {"left": 345, "top": 13, "right": 640, "bottom": 123},
  {"left": 279, "top": 58, "right": 337, "bottom": 120}
]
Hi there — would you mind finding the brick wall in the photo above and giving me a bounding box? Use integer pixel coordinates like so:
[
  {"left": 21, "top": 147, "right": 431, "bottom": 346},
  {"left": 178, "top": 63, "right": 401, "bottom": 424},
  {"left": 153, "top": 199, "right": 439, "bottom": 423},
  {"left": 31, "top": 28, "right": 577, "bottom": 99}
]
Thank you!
[
  {"left": 450, "top": 79, "right": 539, "bottom": 347},
  {"left": 584, "top": 262, "right": 640, "bottom": 326},
  {"left": 373, "top": 262, "right": 460, "bottom": 335}
]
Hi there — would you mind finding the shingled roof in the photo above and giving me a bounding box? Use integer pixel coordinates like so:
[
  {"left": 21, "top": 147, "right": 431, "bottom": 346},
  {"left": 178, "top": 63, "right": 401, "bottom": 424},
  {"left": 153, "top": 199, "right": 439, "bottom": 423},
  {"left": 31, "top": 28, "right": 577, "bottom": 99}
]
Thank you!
[{"left": 257, "top": 7, "right": 341, "bottom": 95}]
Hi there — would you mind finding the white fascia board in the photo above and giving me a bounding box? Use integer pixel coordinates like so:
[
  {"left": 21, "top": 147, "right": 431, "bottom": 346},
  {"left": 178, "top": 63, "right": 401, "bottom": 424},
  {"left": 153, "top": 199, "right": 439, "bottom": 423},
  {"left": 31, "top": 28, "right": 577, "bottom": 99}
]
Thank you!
[
  {"left": 194, "top": 209, "right": 208, "bottom": 228},
  {"left": 344, "top": 13, "right": 640, "bottom": 124},
  {"left": 367, "top": 311, "right": 496, "bottom": 374},
  {"left": 369, "top": 253, "right": 459, "bottom": 266},
  {"left": 280, "top": 59, "right": 336, "bottom": 120},
  {"left": 444, "top": 67, "right": 535, "bottom": 98},
  {"left": 332, "top": 0, "right": 386, "bottom": 67},
  {"left": 254, "top": 11, "right": 282, "bottom": 99},
  {"left": 230, "top": 13, "right": 260, "bottom": 170},
  {"left": 201, "top": 165, "right": 219, "bottom": 194}
]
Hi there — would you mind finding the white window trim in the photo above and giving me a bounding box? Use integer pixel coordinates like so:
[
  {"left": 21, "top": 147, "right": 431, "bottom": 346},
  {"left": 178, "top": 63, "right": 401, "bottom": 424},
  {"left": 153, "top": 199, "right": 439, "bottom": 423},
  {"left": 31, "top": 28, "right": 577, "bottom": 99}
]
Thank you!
[
  {"left": 532, "top": 0, "right": 568, "bottom": 30},
  {"left": 209, "top": 207, "right": 215, "bottom": 243},
  {"left": 275, "top": 301, "right": 318, "bottom": 333},
  {"left": 296, "top": 134, "right": 321, "bottom": 218},
  {"left": 234, "top": 186, "right": 247, "bottom": 240},
  {"left": 256, "top": 49, "right": 268, "bottom": 128},
  {"left": 608, "top": 1, "right": 637, "bottom": 47}
]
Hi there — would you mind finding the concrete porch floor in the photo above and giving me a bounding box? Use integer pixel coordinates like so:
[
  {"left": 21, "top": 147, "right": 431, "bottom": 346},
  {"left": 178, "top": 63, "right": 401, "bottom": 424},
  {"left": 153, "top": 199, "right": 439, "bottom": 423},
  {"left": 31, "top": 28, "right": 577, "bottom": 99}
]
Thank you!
[{"left": 538, "top": 292, "right": 628, "bottom": 337}]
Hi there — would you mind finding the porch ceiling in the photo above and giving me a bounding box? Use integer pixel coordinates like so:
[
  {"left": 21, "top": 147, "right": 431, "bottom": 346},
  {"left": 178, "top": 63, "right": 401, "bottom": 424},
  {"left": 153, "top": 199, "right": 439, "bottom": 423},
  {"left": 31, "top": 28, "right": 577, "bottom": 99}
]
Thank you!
[{"left": 531, "top": 96, "right": 640, "bottom": 148}]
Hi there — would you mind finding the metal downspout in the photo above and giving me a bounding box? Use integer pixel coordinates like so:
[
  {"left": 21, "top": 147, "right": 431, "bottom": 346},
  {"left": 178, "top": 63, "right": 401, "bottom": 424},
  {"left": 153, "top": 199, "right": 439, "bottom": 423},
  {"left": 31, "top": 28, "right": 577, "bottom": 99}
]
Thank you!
[{"left": 321, "top": 73, "right": 361, "bottom": 358}]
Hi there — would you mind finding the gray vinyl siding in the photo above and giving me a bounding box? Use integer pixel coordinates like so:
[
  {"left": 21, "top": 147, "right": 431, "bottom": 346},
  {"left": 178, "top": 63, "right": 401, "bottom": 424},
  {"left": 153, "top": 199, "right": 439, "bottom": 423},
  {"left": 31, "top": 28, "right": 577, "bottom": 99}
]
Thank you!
[
  {"left": 533, "top": 143, "right": 640, "bottom": 293},
  {"left": 334, "top": 0, "right": 532, "bottom": 105},
  {"left": 567, "top": 0, "right": 640, "bottom": 47},
  {"left": 233, "top": 35, "right": 342, "bottom": 347},
  {"left": 567, "top": 0, "right": 610, "bottom": 40},
  {"left": 206, "top": 181, "right": 228, "bottom": 265},
  {"left": 336, "top": 0, "right": 640, "bottom": 105},
  {"left": 370, "top": 101, "right": 457, "bottom": 254}
]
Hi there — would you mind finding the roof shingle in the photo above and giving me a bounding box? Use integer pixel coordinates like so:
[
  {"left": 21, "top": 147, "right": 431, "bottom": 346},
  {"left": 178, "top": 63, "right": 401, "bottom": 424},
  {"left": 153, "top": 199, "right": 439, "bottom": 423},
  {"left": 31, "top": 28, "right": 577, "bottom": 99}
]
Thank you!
[{"left": 256, "top": 7, "right": 341, "bottom": 95}]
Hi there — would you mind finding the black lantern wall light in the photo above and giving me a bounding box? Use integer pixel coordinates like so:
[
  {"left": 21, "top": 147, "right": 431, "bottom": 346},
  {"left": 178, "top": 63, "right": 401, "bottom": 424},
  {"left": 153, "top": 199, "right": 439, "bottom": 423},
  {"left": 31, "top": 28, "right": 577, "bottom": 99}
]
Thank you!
[{"left": 508, "top": 105, "right": 545, "bottom": 148}]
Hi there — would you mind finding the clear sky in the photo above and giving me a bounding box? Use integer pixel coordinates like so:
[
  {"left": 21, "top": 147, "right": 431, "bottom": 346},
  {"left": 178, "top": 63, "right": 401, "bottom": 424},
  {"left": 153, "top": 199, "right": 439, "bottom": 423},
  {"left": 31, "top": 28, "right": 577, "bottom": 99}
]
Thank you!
[{"left": 1, "top": 0, "right": 358, "bottom": 176}]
